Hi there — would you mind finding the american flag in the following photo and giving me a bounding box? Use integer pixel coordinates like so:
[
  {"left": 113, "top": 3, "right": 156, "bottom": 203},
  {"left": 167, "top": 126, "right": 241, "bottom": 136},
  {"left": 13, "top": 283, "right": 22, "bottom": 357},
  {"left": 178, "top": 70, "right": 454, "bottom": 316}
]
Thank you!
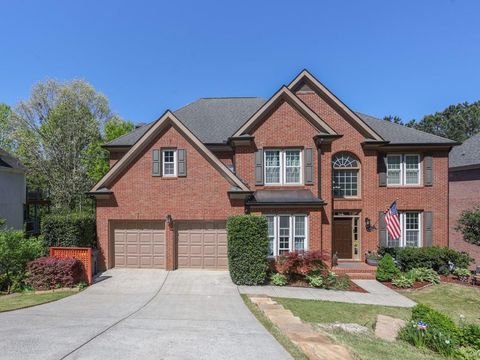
[{"left": 384, "top": 201, "right": 401, "bottom": 240}]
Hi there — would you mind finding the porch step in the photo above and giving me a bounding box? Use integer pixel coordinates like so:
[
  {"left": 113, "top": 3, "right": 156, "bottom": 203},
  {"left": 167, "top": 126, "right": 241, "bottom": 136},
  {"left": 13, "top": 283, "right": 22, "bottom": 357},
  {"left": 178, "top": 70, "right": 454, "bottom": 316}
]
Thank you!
[{"left": 344, "top": 272, "right": 376, "bottom": 280}]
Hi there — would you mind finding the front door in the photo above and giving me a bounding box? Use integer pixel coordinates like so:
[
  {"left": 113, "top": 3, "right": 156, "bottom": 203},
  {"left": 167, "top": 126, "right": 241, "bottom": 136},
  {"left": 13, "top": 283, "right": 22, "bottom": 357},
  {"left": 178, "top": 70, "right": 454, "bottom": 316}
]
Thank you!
[{"left": 333, "top": 218, "right": 352, "bottom": 259}]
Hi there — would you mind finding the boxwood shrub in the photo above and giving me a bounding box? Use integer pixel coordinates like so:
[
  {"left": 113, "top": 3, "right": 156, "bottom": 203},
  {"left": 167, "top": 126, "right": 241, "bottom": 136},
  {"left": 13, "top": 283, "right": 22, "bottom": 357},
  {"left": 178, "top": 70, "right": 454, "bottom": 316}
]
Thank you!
[
  {"left": 227, "top": 215, "right": 269, "bottom": 285},
  {"left": 42, "top": 212, "right": 96, "bottom": 248}
]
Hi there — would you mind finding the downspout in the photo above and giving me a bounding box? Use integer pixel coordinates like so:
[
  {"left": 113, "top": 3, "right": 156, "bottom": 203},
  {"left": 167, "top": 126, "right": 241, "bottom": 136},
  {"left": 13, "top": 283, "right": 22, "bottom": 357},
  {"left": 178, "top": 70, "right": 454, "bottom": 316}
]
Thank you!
[{"left": 316, "top": 139, "right": 323, "bottom": 256}]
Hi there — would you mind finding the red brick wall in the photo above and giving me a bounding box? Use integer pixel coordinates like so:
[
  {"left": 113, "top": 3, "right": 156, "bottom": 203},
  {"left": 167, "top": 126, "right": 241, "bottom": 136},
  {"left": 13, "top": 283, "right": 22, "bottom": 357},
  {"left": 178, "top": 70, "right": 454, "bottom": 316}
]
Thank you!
[
  {"left": 97, "top": 124, "right": 244, "bottom": 270},
  {"left": 449, "top": 168, "right": 480, "bottom": 268},
  {"left": 296, "top": 91, "right": 450, "bottom": 258}
]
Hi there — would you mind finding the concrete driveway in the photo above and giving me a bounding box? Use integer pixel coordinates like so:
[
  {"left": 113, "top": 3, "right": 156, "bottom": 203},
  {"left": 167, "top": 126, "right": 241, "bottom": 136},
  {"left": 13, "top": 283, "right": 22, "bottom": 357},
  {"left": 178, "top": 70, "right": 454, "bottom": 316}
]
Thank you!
[{"left": 0, "top": 269, "right": 291, "bottom": 360}]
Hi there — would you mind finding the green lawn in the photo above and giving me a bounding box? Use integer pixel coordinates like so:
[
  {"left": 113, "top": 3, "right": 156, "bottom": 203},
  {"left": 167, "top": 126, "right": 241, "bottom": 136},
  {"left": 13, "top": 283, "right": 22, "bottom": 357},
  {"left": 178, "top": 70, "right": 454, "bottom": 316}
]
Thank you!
[
  {"left": 272, "top": 283, "right": 479, "bottom": 360},
  {"left": 403, "top": 283, "right": 480, "bottom": 325},
  {"left": 0, "top": 291, "right": 77, "bottom": 312}
]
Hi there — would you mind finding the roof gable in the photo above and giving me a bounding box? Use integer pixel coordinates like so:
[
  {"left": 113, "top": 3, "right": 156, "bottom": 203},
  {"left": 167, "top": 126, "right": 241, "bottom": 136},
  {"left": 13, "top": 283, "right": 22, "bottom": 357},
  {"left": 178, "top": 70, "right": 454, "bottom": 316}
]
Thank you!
[
  {"left": 90, "top": 111, "right": 249, "bottom": 193},
  {"left": 288, "top": 70, "right": 384, "bottom": 141},
  {"left": 232, "top": 86, "right": 337, "bottom": 137}
]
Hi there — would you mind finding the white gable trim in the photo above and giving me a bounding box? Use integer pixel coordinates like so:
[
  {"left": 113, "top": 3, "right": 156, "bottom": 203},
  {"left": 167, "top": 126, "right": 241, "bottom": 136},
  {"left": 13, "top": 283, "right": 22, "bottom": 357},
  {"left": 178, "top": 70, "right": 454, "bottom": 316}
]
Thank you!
[
  {"left": 288, "top": 70, "right": 384, "bottom": 141},
  {"left": 90, "top": 111, "right": 249, "bottom": 192},
  {"left": 232, "top": 86, "right": 337, "bottom": 137}
]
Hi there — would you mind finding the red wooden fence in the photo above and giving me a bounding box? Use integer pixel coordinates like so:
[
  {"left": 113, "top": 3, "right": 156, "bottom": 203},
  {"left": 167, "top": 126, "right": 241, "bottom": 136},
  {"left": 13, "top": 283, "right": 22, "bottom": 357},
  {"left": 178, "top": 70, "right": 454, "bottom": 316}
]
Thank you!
[{"left": 49, "top": 247, "right": 92, "bottom": 285}]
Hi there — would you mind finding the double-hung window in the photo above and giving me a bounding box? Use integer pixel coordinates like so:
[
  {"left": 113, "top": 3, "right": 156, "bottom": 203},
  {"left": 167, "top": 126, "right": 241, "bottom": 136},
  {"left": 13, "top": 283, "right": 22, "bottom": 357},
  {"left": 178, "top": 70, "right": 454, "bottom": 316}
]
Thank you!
[
  {"left": 266, "top": 214, "right": 307, "bottom": 256},
  {"left": 387, "top": 154, "right": 420, "bottom": 186},
  {"left": 162, "top": 149, "right": 177, "bottom": 177},
  {"left": 387, "top": 212, "right": 421, "bottom": 247},
  {"left": 264, "top": 149, "right": 302, "bottom": 185}
]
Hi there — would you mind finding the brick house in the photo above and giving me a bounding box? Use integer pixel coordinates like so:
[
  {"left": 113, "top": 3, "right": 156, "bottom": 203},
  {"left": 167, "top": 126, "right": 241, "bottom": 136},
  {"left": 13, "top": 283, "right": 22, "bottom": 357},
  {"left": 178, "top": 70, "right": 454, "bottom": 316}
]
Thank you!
[
  {"left": 89, "top": 70, "right": 457, "bottom": 271},
  {"left": 449, "top": 134, "right": 480, "bottom": 267}
]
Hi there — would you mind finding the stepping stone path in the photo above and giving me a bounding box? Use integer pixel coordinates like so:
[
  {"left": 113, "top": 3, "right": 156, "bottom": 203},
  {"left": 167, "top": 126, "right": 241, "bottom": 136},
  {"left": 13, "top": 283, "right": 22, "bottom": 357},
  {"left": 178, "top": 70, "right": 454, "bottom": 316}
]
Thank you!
[
  {"left": 249, "top": 296, "right": 355, "bottom": 360},
  {"left": 374, "top": 314, "right": 406, "bottom": 342}
]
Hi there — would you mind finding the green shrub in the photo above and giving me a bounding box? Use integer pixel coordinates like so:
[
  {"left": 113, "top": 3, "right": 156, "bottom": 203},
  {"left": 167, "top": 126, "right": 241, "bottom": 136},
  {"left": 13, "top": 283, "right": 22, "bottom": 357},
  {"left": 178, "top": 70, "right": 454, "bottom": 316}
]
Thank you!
[
  {"left": 459, "top": 323, "right": 480, "bottom": 350},
  {"left": 392, "top": 274, "right": 414, "bottom": 288},
  {"left": 270, "top": 273, "right": 288, "bottom": 286},
  {"left": 407, "top": 267, "right": 440, "bottom": 284},
  {"left": 227, "top": 215, "right": 269, "bottom": 285},
  {"left": 376, "top": 254, "right": 400, "bottom": 281},
  {"left": 331, "top": 274, "right": 350, "bottom": 290},
  {"left": 411, "top": 304, "right": 460, "bottom": 341},
  {"left": 305, "top": 273, "right": 323, "bottom": 288},
  {"left": 395, "top": 247, "right": 472, "bottom": 273},
  {"left": 42, "top": 212, "right": 96, "bottom": 248},
  {"left": 456, "top": 206, "right": 480, "bottom": 246},
  {"left": 0, "top": 230, "right": 44, "bottom": 293},
  {"left": 454, "top": 268, "right": 471, "bottom": 282}
]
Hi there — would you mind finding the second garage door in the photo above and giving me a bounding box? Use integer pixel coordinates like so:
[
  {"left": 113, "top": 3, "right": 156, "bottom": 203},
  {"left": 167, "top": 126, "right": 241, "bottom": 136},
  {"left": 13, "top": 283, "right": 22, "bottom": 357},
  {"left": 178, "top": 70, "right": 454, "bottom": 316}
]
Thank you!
[
  {"left": 176, "top": 221, "right": 228, "bottom": 269},
  {"left": 113, "top": 221, "right": 166, "bottom": 268}
]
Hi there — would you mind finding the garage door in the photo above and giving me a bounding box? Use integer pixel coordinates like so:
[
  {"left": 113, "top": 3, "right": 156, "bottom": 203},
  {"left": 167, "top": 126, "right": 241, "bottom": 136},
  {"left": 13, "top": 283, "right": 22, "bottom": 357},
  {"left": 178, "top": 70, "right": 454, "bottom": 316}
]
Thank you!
[
  {"left": 177, "top": 221, "right": 228, "bottom": 269},
  {"left": 113, "top": 221, "right": 166, "bottom": 268}
]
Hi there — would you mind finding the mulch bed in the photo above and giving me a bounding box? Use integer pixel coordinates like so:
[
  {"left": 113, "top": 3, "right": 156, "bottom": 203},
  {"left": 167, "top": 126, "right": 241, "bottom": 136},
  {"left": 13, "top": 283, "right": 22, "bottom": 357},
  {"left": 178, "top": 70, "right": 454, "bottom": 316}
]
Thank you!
[
  {"left": 273, "top": 279, "right": 367, "bottom": 293},
  {"left": 381, "top": 275, "right": 478, "bottom": 291}
]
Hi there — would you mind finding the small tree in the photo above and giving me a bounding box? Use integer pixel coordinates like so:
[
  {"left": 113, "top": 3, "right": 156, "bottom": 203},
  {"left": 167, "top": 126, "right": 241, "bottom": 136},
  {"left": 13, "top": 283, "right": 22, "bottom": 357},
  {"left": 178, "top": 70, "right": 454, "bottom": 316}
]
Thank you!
[{"left": 456, "top": 206, "right": 480, "bottom": 246}]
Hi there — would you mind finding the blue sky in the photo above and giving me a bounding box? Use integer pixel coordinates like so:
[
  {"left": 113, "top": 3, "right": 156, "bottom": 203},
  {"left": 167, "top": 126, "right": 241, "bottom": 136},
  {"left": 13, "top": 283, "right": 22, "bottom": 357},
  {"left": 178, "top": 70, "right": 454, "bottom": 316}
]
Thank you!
[{"left": 0, "top": 0, "right": 479, "bottom": 124}]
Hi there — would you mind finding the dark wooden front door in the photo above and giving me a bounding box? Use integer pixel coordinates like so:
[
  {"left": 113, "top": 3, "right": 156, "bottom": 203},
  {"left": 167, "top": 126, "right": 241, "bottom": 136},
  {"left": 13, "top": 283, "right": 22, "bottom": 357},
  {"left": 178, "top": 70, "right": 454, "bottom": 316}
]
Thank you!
[{"left": 333, "top": 218, "right": 352, "bottom": 259}]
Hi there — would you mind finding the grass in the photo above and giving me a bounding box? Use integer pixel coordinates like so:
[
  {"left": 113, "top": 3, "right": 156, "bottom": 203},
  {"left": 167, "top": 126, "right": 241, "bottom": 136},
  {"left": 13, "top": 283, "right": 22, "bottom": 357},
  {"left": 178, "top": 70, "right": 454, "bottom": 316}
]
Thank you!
[
  {"left": 275, "top": 298, "right": 411, "bottom": 329},
  {"left": 272, "top": 283, "right": 479, "bottom": 359},
  {"left": 329, "top": 330, "right": 444, "bottom": 360},
  {"left": 403, "top": 283, "right": 480, "bottom": 325},
  {"left": 0, "top": 291, "right": 77, "bottom": 312},
  {"left": 241, "top": 294, "right": 308, "bottom": 360}
]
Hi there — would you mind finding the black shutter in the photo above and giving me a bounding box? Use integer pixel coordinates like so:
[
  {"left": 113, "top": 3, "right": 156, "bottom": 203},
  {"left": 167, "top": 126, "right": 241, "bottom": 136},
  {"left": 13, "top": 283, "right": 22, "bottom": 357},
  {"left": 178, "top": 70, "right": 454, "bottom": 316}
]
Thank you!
[
  {"left": 152, "top": 149, "right": 161, "bottom": 176},
  {"left": 424, "top": 154, "right": 433, "bottom": 186},
  {"left": 304, "top": 148, "right": 313, "bottom": 185},
  {"left": 379, "top": 211, "right": 387, "bottom": 247},
  {"left": 378, "top": 154, "right": 387, "bottom": 187},
  {"left": 178, "top": 149, "right": 186, "bottom": 177},
  {"left": 255, "top": 149, "right": 264, "bottom": 185},
  {"left": 424, "top": 211, "right": 433, "bottom": 247}
]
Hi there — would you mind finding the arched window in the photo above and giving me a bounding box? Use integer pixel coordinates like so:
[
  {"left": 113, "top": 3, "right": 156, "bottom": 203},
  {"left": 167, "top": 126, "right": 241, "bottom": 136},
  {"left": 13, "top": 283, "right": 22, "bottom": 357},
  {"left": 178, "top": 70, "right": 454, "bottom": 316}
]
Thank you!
[{"left": 332, "top": 153, "right": 360, "bottom": 198}]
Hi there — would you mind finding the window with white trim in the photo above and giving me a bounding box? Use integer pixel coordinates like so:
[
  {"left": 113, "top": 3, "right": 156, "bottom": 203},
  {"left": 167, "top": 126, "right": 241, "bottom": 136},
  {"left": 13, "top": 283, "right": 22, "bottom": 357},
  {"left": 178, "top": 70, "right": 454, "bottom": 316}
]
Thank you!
[
  {"left": 387, "top": 154, "right": 420, "bottom": 186},
  {"left": 162, "top": 149, "right": 177, "bottom": 177},
  {"left": 264, "top": 149, "right": 302, "bottom": 185},
  {"left": 332, "top": 153, "right": 360, "bottom": 197},
  {"left": 387, "top": 212, "right": 421, "bottom": 247},
  {"left": 266, "top": 214, "right": 308, "bottom": 256}
]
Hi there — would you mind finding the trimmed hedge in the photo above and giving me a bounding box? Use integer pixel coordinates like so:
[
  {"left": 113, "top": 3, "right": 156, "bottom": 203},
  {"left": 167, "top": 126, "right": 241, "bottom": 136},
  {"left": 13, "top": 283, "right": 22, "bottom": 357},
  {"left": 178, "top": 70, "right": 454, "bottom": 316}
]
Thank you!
[
  {"left": 27, "top": 256, "right": 84, "bottom": 290},
  {"left": 227, "top": 215, "right": 269, "bottom": 285},
  {"left": 42, "top": 212, "right": 96, "bottom": 248},
  {"left": 380, "top": 246, "right": 473, "bottom": 274}
]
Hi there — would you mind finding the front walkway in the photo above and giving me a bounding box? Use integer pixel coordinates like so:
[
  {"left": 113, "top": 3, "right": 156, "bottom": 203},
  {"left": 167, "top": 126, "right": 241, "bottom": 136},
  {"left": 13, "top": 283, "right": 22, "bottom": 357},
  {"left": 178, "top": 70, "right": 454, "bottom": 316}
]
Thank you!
[{"left": 238, "top": 279, "right": 416, "bottom": 308}]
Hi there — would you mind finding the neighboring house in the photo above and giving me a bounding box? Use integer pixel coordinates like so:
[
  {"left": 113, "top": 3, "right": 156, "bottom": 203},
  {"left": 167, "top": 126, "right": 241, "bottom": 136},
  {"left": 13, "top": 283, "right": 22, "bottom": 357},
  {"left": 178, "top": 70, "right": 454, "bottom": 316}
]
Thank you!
[
  {"left": 89, "top": 70, "right": 457, "bottom": 271},
  {"left": 449, "top": 134, "right": 480, "bottom": 267},
  {"left": 0, "top": 148, "right": 26, "bottom": 229}
]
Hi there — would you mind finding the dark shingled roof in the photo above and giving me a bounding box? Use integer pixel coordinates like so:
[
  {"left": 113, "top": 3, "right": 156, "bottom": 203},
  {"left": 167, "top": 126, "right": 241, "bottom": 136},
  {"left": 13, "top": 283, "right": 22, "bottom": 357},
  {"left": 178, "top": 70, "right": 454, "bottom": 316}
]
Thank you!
[
  {"left": 105, "top": 98, "right": 457, "bottom": 147},
  {"left": 0, "top": 148, "right": 26, "bottom": 171},
  {"left": 449, "top": 133, "right": 480, "bottom": 169},
  {"left": 356, "top": 113, "right": 457, "bottom": 145},
  {"left": 105, "top": 97, "right": 266, "bottom": 147}
]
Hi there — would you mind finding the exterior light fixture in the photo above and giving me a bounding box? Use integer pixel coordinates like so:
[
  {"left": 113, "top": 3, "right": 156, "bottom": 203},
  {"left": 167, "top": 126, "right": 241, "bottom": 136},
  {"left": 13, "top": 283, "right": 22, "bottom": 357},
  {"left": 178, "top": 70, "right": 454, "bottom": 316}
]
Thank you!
[{"left": 165, "top": 214, "right": 173, "bottom": 225}]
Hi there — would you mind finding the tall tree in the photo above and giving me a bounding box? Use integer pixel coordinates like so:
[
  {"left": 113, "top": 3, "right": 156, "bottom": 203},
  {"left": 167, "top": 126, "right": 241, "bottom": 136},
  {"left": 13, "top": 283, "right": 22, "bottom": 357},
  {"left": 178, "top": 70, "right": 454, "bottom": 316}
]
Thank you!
[
  {"left": 383, "top": 115, "right": 404, "bottom": 125},
  {"left": 0, "top": 103, "right": 13, "bottom": 151},
  {"left": 85, "top": 116, "right": 134, "bottom": 182},
  {"left": 10, "top": 79, "right": 118, "bottom": 210}
]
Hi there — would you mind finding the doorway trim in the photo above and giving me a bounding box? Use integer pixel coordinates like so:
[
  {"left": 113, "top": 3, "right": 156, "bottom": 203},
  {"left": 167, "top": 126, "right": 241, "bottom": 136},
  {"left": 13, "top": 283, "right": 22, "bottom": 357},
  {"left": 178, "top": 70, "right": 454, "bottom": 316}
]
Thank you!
[{"left": 333, "top": 211, "right": 361, "bottom": 260}]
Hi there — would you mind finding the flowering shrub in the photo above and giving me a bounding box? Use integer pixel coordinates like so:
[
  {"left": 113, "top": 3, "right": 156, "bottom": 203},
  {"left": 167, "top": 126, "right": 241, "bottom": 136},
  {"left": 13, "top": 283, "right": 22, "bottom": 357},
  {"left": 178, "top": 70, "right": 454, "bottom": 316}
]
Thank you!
[
  {"left": 273, "top": 251, "right": 327, "bottom": 277},
  {"left": 27, "top": 256, "right": 84, "bottom": 290}
]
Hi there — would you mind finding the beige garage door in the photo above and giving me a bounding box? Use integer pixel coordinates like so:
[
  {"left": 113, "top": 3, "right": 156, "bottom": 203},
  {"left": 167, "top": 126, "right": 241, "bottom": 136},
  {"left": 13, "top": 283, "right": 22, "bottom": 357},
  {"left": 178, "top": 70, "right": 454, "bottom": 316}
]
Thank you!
[
  {"left": 177, "top": 221, "right": 228, "bottom": 269},
  {"left": 113, "top": 221, "right": 166, "bottom": 268}
]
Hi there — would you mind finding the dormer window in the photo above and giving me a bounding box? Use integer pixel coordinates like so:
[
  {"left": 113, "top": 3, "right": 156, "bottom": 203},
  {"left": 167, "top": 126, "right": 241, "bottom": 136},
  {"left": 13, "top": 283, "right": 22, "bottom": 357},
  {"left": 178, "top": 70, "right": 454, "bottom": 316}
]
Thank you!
[
  {"left": 264, "top": 149, "right": 302, "bottom": 185},
  {"left": 162, "top": 149, "right": 177, "bottom": 177}
]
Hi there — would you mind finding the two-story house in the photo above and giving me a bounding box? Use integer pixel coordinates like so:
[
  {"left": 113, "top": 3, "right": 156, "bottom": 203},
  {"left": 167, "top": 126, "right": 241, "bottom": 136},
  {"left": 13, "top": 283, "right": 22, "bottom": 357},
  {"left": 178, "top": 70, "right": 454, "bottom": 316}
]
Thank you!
[{"left": 89, "top": 70, "right": 457, "bottom": 271}]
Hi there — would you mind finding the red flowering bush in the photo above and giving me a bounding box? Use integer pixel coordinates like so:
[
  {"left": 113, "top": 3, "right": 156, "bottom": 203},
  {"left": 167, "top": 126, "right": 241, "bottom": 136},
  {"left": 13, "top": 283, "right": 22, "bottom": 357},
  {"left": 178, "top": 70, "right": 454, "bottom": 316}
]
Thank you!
[
  {"left": 274, "top": 251, "right": 327, "bottom": 278},
  {"left": 27, "top": 257, "right": 85, "bottom": 290}
]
